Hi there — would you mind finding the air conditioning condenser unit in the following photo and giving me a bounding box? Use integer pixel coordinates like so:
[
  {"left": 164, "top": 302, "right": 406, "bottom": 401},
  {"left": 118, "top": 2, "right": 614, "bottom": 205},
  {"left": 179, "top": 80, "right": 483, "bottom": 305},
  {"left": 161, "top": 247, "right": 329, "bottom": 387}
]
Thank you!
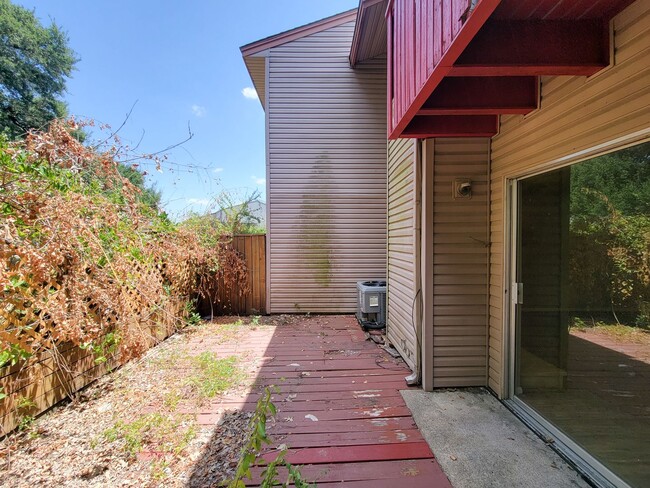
[{"left": 356, "top": 280, "right": 386, "bottom": 330}]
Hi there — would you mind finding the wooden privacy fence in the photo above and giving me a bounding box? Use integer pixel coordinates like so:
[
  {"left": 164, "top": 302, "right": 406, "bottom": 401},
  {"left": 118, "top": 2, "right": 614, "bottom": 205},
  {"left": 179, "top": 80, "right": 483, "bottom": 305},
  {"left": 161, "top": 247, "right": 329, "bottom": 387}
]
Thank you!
[
  {"left": 200, "top": 234, "right": 266, "bottom": 316},
  {"left": 0, "top": 323, "right": 174, "bottom": 435}
]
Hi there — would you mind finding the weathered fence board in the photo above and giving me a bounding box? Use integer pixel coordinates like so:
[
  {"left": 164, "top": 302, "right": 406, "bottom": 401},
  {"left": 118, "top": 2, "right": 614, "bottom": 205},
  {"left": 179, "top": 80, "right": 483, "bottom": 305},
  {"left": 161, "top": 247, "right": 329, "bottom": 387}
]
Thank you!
[
  {"left": 0, "top": 322, "right": 174, "bottom": 435},
  {"left": 211, "top": 234, "right": 266, "bottom": 316}
]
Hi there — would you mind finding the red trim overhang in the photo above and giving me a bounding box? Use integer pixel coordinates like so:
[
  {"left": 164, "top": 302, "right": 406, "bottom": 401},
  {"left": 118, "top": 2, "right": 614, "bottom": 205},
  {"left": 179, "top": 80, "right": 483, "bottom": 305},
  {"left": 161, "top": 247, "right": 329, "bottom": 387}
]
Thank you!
[{"left": 388, "top": 0, "right": 636, "bottom": 139}]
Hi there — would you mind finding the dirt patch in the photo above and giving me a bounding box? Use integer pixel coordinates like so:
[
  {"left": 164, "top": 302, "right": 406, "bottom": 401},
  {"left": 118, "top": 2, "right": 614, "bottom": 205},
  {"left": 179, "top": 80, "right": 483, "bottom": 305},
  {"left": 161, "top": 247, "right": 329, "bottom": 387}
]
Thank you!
[{"left": 0, "top": 315, "right": 299, "bottom": 487}]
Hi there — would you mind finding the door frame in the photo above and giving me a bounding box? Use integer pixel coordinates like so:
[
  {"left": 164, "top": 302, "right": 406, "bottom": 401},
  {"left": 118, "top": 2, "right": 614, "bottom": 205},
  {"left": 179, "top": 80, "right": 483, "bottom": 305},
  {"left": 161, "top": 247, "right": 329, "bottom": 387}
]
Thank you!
[
  {"left": 504, "top": 175, "right": 626, "bottom": 488},
  {"left": 501, "top": 127, "right": 650, "bottom": 400}
]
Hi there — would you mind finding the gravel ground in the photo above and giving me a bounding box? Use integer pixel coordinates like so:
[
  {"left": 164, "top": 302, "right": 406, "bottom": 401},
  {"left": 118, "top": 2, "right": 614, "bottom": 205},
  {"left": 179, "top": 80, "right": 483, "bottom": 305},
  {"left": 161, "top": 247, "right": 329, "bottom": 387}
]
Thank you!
[{"left": 0, "top": 316, "right": 289, "bottom": 488}]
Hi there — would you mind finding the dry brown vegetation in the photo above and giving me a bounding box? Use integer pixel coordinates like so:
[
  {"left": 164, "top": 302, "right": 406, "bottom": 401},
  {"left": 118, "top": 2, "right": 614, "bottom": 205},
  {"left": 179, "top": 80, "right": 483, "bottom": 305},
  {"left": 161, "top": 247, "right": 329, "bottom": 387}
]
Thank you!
[
  {"left": 0, "top": 317, "right": 269, "bottom": 487},
  {"left": 0, "top": 120, "right": 248, "bottom": 431}
]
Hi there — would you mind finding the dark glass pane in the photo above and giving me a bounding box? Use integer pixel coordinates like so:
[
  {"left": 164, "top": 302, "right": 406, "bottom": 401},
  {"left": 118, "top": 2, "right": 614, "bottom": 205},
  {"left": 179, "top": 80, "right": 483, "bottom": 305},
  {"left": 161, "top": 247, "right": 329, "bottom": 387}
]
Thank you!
[{"left": 516, "top": 141, "right": 650, "bottom": 487}]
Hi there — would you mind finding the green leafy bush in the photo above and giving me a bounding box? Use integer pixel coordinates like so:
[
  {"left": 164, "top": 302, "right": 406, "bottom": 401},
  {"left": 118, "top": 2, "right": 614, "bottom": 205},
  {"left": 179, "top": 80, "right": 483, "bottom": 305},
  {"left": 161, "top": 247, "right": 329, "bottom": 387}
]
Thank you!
[{"left": 569, "top": 144, "right": 650, "bottom": 326}]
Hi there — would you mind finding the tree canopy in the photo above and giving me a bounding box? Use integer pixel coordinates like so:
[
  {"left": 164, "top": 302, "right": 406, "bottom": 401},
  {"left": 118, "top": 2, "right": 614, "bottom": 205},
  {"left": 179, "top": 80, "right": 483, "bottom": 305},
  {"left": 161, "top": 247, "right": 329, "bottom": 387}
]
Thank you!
[
  {"left": 0, "top": 0, "right": 77, "bottom": 138},
  {"left": 570, "top": 142, "right": 650, "bottom": 220}
]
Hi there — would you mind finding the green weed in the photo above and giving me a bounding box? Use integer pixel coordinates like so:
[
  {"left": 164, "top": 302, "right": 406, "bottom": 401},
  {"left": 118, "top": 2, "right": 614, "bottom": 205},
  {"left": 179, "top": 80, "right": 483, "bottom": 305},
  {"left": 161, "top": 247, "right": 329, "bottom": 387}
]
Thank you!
[
  {"left": 228, "top": 388, "right": 313, "bottom": 488},
  {"left": 17, "top": 413, "right": 36, "bottom": 432},
  {"left": 184, "top": 300, "right": 203, "bottom": 327},
  {"left": 16, "top": 396, "right": 36, "bottom": 411},
  {"left": 103, "top": 412, "right": 196, "bottom": 458},
  {"left": 570, "top": 317, "right": 589, "bottom": 331},
  {"left": 190, "top": 353, "right": 242, "bottom": 398},
  {"left": 80, "top": 331, "right": 120, "bottom": 365},
  {"left": 186, "top": 312, "right": 203, "bottom": 327},
  {"left": 0, "top": 344, "right": 32, "bottom": 368},
  {"left": 151, "top": 459, "right": 171, "bottom": 481},
  {"left": 163, "top": 391, "right": 182, "bottom": 411}
]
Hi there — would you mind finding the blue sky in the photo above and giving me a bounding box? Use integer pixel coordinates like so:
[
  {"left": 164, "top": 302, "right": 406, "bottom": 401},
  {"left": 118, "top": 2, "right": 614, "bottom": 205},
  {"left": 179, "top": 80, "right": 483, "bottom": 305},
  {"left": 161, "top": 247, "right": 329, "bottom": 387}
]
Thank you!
[{"left": 16, "top": 0, "right": 358, "bottom": 218}]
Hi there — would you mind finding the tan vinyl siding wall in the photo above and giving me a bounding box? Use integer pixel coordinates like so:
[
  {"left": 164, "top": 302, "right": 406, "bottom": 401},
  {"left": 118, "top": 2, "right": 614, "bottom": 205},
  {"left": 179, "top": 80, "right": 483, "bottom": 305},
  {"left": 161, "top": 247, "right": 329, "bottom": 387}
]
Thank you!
[
  {"left": 267, "top": 21, "right": 387, "bottom": 313},
  {"left": 488, "top": 0, "right": 650, "bottom": 396},
  {"left": 432, "top": 138, "right": 490, "bottom": 387},
  {"left": 387, "top": 138, "right": 417, "bottom": 371}
]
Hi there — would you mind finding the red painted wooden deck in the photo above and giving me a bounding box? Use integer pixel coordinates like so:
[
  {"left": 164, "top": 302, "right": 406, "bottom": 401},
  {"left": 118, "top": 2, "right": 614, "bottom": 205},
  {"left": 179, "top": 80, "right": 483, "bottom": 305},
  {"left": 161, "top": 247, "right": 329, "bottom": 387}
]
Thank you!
[{"left": 204, "top": 315, "right": 451, "bottom": 487}]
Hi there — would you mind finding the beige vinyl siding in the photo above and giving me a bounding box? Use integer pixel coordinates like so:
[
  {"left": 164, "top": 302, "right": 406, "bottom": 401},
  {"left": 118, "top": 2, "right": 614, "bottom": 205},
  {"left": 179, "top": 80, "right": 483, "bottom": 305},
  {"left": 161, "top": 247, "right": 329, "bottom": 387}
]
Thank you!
[
  {"left": 488, "top": 0, "right": 650, "bottom": 396},
  {"left": 267, "top": 21, "right": 387, "bottom": 313},
  {"left": 387, "top": 138, "right": 418, "bottom": 371},
  {"left": 432, "top": 138, "right": 490, "bottom": 387}
]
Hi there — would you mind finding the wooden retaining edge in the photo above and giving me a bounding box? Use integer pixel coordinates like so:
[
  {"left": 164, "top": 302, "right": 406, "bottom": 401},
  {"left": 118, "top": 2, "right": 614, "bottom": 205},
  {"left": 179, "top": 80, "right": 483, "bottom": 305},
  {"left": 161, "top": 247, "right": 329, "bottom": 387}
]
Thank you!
[{"left": 0, "top": 323, "right": 175, "bottom": 436}]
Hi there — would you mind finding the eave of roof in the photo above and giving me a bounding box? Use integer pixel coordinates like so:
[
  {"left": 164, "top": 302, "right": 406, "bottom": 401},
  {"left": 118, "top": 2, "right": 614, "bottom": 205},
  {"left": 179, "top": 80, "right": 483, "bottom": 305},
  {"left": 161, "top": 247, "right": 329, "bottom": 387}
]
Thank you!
[
  {"left": 240, "top": 8, "right": 358, "bottom": 111},
  {"left": 349, "top": 0, "right": 388, "bottom": 66},
  {"left": 240, "top": 8, "right": 358, "bottom": 57},
  {"left": 242, "top": 56, "right": 266, "bottom": 109}
]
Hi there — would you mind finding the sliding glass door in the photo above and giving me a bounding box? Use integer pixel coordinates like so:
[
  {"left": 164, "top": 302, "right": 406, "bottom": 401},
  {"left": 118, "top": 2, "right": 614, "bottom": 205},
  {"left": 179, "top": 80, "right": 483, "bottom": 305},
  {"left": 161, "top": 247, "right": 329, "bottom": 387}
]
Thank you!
[{"left": 511, "top": 141, "right": 650, "bottom": 487}]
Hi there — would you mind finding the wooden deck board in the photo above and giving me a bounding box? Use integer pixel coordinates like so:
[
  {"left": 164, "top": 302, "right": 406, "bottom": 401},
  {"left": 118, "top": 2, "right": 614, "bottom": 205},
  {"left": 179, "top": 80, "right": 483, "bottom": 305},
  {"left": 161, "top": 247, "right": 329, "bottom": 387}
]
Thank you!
[
  {"left": 207, "top": 315, "right": 452, "bottom": 487},
  {"left": 519, "top": 329, "right": 650, "bottom": 487}
]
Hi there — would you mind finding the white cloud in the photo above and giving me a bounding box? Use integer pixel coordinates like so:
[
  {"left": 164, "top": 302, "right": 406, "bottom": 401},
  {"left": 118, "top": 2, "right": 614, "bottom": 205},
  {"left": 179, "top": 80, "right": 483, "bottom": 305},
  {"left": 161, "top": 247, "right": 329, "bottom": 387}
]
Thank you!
[
  {"left": 251, "top": 175, "right": 266, "bottom": 185},
  {"left": 241, "top": 87, "right": 259, "bottom": 100},
  {"left": 191, "top": 104, "right": 207, "bottom": 117},
  {"left": 212, "top": 167, "right": 224, "bottom": 174},
  {"left": 187, "top": 198, "right": 210, "bottom": 206}
]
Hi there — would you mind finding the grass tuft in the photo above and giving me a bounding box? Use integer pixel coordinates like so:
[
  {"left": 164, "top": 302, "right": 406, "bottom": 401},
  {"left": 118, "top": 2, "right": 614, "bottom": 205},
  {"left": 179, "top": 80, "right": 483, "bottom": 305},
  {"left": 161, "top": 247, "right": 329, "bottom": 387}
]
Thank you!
[{"left": 190, "top": 353, "right": 242, "bottom": 398}]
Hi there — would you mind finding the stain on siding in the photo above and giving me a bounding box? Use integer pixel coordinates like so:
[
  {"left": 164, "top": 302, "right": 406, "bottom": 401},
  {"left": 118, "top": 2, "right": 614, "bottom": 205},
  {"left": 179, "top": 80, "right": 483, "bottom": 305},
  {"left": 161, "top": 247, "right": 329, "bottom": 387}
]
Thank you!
[
  {"left": 299, "top": 154, "right": 333, "bottom": 289},
  {"left": 267, "top": 21, "right": 387, "bottom": 313}
]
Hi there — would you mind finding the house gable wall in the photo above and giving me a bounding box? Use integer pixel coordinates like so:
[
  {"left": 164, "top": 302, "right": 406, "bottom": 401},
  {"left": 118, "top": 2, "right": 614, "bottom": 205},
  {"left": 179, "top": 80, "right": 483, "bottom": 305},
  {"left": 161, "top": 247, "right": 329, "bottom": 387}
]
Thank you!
[{"left": 266, "top": 20, "right": 387, "bottom": 313}]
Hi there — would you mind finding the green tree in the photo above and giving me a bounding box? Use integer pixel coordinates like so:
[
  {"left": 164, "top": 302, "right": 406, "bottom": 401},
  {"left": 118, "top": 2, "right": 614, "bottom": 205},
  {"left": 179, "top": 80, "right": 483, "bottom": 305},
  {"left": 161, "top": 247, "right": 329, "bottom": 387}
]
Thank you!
[
  {"left": 570, "top": 142, "right": 650, "bottom": 220},
  {"left": 117, "top": 163, "right": 162, "bottom": 210},
  {"left": 0, "top": 0, "right": 77, "bottom": 138},
  {"left": 213, "top": 190, "right": 265, "bottom": 235}
]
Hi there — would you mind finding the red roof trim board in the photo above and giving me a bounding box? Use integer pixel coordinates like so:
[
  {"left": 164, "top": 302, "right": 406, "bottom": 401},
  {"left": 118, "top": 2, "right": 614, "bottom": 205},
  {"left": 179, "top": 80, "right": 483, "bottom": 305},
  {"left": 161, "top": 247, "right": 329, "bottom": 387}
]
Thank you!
[
  {"left": 418, "top": 76, "right": 538, "bottom": 116},
  {"left": 401, "top": 114, "right": 499, "bottom": 138},
  {"left": 451, "top": 19, "right": 610, "bottom": 76}
]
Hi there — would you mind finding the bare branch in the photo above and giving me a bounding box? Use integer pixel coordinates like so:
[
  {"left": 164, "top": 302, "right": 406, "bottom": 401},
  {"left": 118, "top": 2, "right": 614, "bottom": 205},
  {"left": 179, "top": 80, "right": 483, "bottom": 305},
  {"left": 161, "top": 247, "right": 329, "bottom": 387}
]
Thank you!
[{"left": 91, "top": 100, "right": 139, "bottom": 151}]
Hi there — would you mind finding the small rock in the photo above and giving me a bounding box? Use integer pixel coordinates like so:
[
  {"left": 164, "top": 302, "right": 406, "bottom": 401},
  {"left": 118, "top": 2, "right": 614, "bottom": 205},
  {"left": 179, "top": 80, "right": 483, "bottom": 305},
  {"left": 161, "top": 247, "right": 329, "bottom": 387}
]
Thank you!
[
  {"left": 98, "top": 402, "right": 112, "bottom": 413},
  {"left": 79, "top": 464, "right": 107, "bottom": 479}
]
